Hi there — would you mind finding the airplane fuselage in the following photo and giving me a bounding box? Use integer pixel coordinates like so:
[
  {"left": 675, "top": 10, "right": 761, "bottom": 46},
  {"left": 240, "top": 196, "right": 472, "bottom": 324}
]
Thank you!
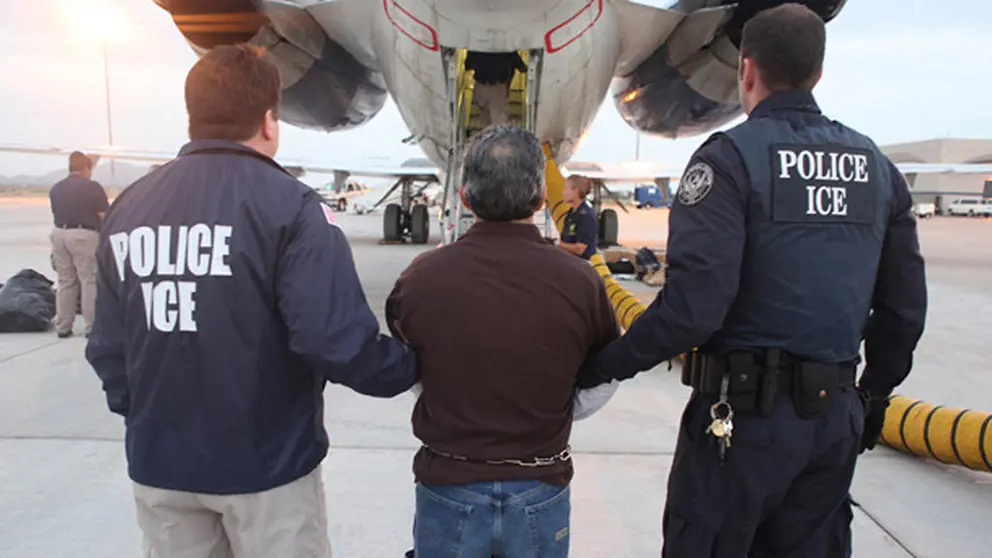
[
  {"left": 156, "top": 0, "right": 850, "bottom": 175},
  {"left": 306, "top": 0, "right": 622, "bottom": 168}
]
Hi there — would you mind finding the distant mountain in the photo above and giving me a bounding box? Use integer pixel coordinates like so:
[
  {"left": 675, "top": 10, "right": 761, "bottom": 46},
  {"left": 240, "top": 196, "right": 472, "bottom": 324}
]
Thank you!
[{"left": 0, "top": 161, "right": 149, "bottom": 188}]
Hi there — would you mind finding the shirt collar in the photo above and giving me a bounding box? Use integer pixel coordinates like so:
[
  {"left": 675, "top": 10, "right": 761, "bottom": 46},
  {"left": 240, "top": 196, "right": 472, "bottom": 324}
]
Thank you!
[
  {"left": 568, "top": 201, "right": 590, "bottom": 213},
  {"left": 750, "top": 90, "right": 821, "bottom": 119},
  {"left": 462, "top": 220, "right": 544, "bottom": 242}
]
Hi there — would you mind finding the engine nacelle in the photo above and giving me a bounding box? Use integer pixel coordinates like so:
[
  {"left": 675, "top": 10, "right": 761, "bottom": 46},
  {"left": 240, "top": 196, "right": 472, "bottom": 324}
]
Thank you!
[
  {"left": 154, "top": 0, "right": 387, "bottom": 132},
  {"left": 612, "top": 0, "right": 849, "bottom": 139}
]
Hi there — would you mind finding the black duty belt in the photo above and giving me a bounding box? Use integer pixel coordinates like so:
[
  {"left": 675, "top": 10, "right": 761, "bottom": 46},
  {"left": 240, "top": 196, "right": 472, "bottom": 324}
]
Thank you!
[
  {"left": 55, "top": 224, "right": 97, "bottom": 232},
  {"left": 685, "top": 351, "right": 855, "bottom": 392},
  {"left": 682, "top": 349, "right": 858, "bottom": 416},
  {"left": 422, "top": 444, "right": 572, "bottom": 468}
]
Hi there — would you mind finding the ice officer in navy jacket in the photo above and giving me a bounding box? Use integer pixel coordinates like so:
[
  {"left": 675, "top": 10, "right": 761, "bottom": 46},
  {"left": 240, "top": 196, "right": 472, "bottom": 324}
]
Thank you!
[
  {"left": 85, "top": 44, "right": 418, "bottom": 557},
  {"left": 558, "top": 174, "right": 598, "bottom": 260}
]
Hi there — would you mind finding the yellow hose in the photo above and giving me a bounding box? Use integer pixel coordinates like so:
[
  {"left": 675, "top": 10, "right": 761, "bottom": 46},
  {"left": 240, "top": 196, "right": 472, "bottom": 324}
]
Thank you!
[
  {"left": 542, "top": 144, "right": 646, "bottom": 331},
  {"left": 880, "top": 395, "right": 992, "bottom": 472},
  {"left": 541, "top": 142, "right": 992, "bottom": 473}
]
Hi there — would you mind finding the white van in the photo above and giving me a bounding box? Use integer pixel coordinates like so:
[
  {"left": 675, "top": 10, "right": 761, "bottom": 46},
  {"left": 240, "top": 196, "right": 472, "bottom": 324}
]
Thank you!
[
  {"left": 947, "top": 198, "right": 992, "bottom": 217},
  {"left": 912, "top": 202, "right": 936, "bottom": 218}
]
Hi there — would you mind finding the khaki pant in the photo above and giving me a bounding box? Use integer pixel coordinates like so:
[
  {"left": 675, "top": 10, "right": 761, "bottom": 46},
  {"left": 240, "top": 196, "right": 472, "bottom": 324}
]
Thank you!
[
  {"left": 49, "top": 227, "right": 99, "bottom": 335},
  {"left": 473, "top": 82, "right": 510, "bottom": 127},
  {"left": 134, "top": 467, "right": 332, "bottom": 558}
]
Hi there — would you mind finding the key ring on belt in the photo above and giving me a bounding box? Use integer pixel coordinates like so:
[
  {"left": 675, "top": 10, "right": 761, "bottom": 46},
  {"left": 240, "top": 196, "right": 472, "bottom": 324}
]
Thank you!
[{"left": 422, "top": 445, "right": 572, "bottom": 468}]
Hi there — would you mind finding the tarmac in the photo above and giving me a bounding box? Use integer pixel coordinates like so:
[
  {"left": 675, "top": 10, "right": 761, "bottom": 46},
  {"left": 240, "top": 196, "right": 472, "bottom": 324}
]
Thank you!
[{"left": 1, "top": 197, "right": 990, "bottom": 557}]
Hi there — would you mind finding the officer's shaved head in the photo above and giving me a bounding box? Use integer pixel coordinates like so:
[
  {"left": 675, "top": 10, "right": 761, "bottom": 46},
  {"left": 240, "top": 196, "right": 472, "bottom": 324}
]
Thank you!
[
  {"left": 461, "top": 125, "right": 546, "bottom": 222},
  {"left": 185, "top": 43, "right": 282, "bottom": 143},
  {"left": 740, "top": 3, "right": 826, "bottom": 91}
]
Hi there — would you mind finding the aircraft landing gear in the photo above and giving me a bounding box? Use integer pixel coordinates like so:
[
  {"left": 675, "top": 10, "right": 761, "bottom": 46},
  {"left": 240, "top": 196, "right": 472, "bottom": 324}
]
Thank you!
[
  {"left": 381, "top": 179, "right": 431, "bottom": 245},
  {"left": 410, "top": 205, "right": 429, "bottom": 244},
  {"left": 384, "top": 204, "right": 403, "bottom": 242}
]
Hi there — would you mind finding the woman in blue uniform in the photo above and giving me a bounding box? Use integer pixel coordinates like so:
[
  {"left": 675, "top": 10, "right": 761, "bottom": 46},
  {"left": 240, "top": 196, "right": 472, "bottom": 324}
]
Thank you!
[{"left": 559, "top": 174, "right": 598, "bottom": 260}]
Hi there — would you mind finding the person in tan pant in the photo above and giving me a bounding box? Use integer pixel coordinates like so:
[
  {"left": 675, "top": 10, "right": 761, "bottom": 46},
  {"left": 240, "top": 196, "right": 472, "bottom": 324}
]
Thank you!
[
  {"left": 465, "top": 51, "right": 527, "bottom": 127},
  {"left": 48, "top": 151, "right": 109, "bottom": 338}
]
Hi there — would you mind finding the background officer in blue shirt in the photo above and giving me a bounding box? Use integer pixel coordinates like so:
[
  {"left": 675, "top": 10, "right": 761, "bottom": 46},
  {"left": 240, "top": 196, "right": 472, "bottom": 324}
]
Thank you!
[
  {"left": 558, "top": 174, "right": 598, "bottom": 260},
  {"left": 577, "top": 5, "right": 927, "bottom": 557},
  {"left": 48, "top": 151, "right": 109, "bottom": 337},
  {"left": 85, "top": 44, "right": 418, "bottom": 557}
]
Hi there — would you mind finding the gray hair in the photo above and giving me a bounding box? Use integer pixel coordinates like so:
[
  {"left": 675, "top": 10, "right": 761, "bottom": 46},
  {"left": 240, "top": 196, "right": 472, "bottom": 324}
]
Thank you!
[{"left": 460, "top": 125, "right": 546, "bottom": 221}]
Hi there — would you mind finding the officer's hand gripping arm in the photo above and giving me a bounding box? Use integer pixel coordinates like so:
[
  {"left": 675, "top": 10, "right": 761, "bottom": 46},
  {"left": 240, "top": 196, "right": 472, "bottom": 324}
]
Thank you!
[
  {"left": 384, "top": 275, "right": 423, "bottom": 396},
  {"left": 576, "top": 276, "right": 624, "bottom": 391},
  {"left": 84, "top": 234, "right": 129, "bottom": 417},
  {"left": 592, "top": 144, "right": 747, "bottom": 382},
  {"left": 277, "top": 199, "right": 418, "bottom": 397},
  {"left": 859, "top": 162, "right": 928, "bottom": 450}
]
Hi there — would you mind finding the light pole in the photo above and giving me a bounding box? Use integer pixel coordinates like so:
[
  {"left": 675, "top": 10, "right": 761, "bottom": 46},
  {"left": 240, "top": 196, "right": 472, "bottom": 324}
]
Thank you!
[
  {"left": 102, "top": 38, "right": 117, "bottom": 185},
  {"left": 634, "top": 132, "right": 641, "bottom": 161}
]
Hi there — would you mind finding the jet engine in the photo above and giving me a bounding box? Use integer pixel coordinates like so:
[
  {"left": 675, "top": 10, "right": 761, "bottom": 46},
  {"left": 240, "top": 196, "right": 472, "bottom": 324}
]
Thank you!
[
  {"left": 612, "top": 0, "right": 848, "bottom": 139},
  {"left": 153, "top": 0, "right": 387, "bottom": 132}
]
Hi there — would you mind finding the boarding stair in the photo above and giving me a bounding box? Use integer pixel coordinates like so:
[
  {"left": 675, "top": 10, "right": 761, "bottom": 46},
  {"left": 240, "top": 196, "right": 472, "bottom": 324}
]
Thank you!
[{"left": 439, "top": 48, "right": 544, "bottom": 242}]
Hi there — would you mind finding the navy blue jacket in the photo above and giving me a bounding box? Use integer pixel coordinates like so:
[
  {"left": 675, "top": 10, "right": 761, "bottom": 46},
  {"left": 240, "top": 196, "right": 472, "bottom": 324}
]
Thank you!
[
  {"left": 561, "top": 202, "right": 598, "bottom": 260},
  {"left": 592, "top": 91, "right": 927, "bottom": 397},
  {"left": 85, "top": 140, "right": 418, "bottom": 494}
]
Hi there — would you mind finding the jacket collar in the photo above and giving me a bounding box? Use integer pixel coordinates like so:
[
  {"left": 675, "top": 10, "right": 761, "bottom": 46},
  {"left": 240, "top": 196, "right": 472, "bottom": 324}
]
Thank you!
[
  {"left": 178, "top": 139, "right": 265, "bottom": 157},
  {"left": 750, "top": 90, "right": 821, "bottom": 119},
  {"left": 177, "top": 140, "right": 289, "bottom": 175}
]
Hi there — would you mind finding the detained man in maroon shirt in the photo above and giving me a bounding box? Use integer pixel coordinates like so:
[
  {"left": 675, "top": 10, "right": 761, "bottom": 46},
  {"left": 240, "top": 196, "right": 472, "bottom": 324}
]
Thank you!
[{"left": 387, "top": 124, "right": 620, "bottom": 557}]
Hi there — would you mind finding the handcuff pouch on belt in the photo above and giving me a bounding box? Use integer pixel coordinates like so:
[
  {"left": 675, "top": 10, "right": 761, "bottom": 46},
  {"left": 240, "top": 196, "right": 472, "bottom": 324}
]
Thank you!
[{"left": 791, "top": 362, "right": 839, "bottom": 419}]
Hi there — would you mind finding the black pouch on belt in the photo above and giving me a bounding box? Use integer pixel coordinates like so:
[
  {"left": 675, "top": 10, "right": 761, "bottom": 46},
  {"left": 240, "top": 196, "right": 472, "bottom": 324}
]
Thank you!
[
  {"left": 791, "top": 362, "right": 837, "bottom": 419},
  {"left": 727, "top": 352, "right": 760, "bottom": 412}
]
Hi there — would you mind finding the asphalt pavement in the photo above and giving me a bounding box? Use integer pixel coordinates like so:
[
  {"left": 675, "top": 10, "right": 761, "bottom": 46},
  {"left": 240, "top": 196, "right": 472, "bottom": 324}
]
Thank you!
[{"left": 1, "top": 199, "right": 990, "bottom": 557}]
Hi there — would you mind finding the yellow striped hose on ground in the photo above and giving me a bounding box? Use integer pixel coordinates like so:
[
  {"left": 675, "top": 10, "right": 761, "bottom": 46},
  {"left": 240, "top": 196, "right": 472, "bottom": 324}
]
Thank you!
[
  {"left": 880, "top": 396, "right": 992, "bottom": 472},
  {"left": 541, "top": 142, "right": 992, "bottom": 473}
]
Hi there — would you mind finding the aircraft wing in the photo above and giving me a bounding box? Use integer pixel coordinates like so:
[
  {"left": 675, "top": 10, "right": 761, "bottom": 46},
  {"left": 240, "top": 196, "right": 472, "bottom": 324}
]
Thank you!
[
  {"left": 0, "top": 142, "right": 170, "bottom": 167},
  {"left": 320, "top": 165, "right": 441, "bottom": 181},
  {"left": 895, "top": 162, "right": 992, "bottom": 175},
  {"left": 0, "top": 142, "right": 441, "bottom": 181},
  {"left": 563, "top": 160, "right": 992, "bottom": 183},
  {"left": 561, "top": 161, "right": 685, "bottom": 184}
]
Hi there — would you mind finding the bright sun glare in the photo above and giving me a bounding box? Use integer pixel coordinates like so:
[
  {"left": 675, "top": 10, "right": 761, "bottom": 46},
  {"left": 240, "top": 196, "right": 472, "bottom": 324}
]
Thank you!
[{"left": 61, "top": 0, "right": 128, "bottom": 42}]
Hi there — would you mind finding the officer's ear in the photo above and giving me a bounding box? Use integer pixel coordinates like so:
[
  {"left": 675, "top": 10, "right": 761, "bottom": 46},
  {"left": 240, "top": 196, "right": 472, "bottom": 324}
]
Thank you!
[
  {"left": 261, "top": 109, "right": 278, "bottom": 141},
  {"left": 809, "top": 65, "right": 824, "bottom": 89},
  {"left": 458, "top": 184, "right": 471, "bottom": 210},
  {"left": 739, "top": 57, "right": 758, "bottom": 94}
]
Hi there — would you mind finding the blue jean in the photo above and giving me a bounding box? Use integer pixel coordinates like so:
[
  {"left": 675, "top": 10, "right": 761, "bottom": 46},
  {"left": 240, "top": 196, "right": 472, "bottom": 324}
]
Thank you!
[{"left": 411, "top": 479, "right": 571, "bottom": 558}]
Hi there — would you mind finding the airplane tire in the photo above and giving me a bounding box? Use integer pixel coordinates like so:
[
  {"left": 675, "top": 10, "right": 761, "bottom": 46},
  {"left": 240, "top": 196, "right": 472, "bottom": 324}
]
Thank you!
[
  {"left": 599, "top": 209, "right": 619, "bottom": 247},
  {"left": 337, "top": 198, "right": 347, "bottom": 212},
  {"left": 384, "top": 204, "right": 402, "bottom": 241},
  {"left": 410, "top": 204, "right": 430, "bottom": 244}
]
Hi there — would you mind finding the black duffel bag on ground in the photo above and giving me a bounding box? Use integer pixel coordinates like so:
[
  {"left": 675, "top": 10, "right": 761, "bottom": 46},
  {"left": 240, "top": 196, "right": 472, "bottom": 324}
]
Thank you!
[{"left": 0, "top": 269, "right": 56, "bottom": 333}]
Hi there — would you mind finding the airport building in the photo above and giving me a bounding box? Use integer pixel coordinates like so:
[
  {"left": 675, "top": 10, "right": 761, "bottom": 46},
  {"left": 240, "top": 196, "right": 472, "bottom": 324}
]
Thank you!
[{"left": 882, "top": 138, "right": 992, "bottom": 212}]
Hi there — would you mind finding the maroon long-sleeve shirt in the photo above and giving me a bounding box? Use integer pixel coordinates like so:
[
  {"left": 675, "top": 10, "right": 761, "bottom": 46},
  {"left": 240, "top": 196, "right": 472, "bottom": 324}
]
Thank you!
[{"left": 386, "top": 221, "right": 620, "bottom": 486}]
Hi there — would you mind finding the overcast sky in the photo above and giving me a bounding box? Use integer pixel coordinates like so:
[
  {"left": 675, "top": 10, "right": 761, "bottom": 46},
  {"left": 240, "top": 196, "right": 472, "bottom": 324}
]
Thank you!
[{"left": 0, "top": 0, "right": 989, "bottom": 185}]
